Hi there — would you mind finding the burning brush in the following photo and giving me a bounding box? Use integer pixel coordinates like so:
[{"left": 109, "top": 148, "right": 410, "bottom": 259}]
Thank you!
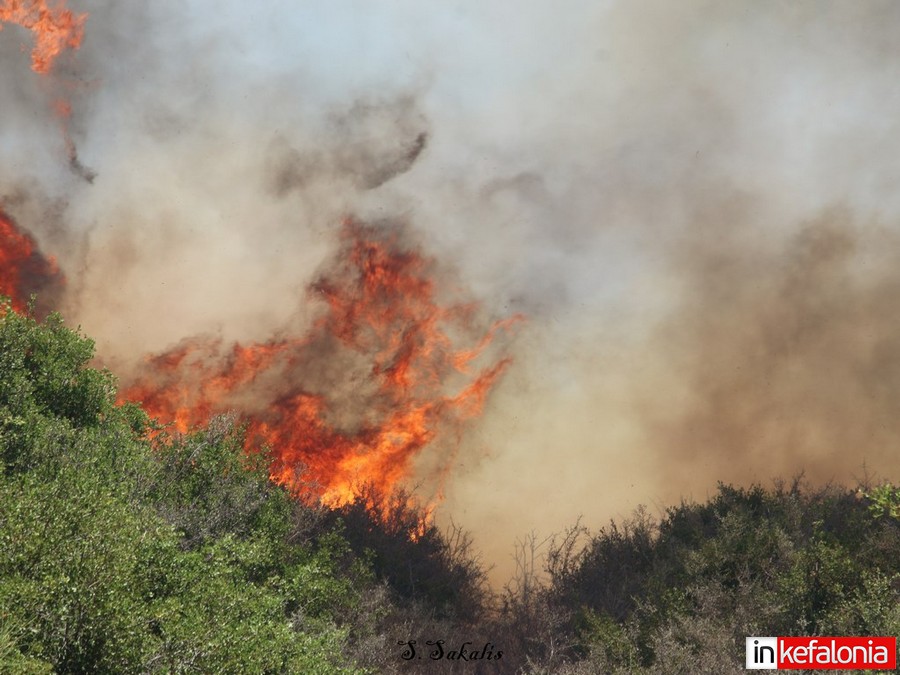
[
  {"left": 0, "top": 0, "right": 521, "bottom": 519},
  {"left": 121, "top": 220, "right": 522, "bottom": 511},
  {"left": 0, "top": 207, "right": 65, "bottom": 316}
]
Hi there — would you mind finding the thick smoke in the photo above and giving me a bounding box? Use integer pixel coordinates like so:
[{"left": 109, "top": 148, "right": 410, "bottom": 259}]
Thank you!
[
  {"left": 268, "top": 99, "right": 428, "bottom": 194},
  {"left": 638, "top": 210, "right": 900, "bottom": 490},
  {"left": 3, "top": 0, "right": 900, "bottom": 582}
]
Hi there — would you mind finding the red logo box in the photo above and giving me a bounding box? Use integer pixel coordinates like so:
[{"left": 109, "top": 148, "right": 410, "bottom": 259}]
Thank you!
[{"left": 746, "top": 636, "right": 897, "bottom": 670}]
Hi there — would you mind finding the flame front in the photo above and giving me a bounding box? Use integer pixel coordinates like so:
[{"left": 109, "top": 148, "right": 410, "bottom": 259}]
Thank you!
[
  {"left": 0, "top": 208, "right": 65, "bottom": 314},
  {"left": 0, "top": 0, "right": 86, "bottom": 73},
  {"left": 122, "top": 221, "right": 521, "bottom": 509}
]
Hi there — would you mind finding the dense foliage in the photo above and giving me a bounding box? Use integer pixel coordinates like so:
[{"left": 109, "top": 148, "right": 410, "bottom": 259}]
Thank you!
[
  {"left": 0, "top": 302, "right": 897, "bottom": 674},
  {"left": 527, "top": 481, "right": 900, "bottom": 674},
  {"left": 0, "top": 304, "right": 375, "bottom": 673}
]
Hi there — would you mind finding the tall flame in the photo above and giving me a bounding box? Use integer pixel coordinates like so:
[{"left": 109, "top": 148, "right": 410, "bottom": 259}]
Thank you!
[
  {"left": 1, "top": 1, "right": 94, "bottom": 181},
  {"left": 0, "top": 207, "right": 65, "bottom": 314},
  {"left": 122, "top": 220, "right": 521, "bottom": 508},
  {"left": 0, "top": 0, "right": 86, "bottom": 73}
]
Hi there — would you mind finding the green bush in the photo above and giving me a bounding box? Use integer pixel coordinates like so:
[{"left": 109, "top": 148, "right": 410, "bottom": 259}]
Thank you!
[
  {"left": 539, "top": 481, "right": 900, "bottom": 673},
  {"left": 0, "top": 305, "right": 369, "bottom": 673}
]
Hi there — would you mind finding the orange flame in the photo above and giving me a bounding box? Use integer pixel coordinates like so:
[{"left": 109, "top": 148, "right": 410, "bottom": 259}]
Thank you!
[
  {"left": 0, "top": 0, "right": 86, "bottom": 73},
  {"left": 122, "top": 220, "right": 522, "bottom": 510},
  {"left": 0, "top": 208, "right": 65, "bottom": 314},
  {"left": 0, "top": 1, "right": 94, "bottom": 180}
]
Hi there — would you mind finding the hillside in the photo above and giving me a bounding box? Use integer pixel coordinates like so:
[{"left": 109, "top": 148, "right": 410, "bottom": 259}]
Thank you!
[{"left": 0, "top": 303, "right": 897, "bottom": 674}]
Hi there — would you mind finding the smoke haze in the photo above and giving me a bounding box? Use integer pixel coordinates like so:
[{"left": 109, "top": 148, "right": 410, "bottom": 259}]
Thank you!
[{"left": 3, "top": 0, "right": 900, "bottom": 581}]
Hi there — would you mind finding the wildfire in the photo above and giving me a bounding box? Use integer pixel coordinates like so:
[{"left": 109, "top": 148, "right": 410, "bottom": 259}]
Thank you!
[
  {"left": 0, "top": 208, "right": 65, "bottom": 315},
  {"left": 0, "top": 0, "right": 86, "bottom": 73},
  {"left": 122, "top": 220, "right": 521, "bottom": 509}
]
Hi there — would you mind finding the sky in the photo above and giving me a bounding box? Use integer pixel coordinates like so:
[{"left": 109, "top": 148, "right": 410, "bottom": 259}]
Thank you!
[{"left": 3, "top": 0, "right": 900, "bottom": 581}]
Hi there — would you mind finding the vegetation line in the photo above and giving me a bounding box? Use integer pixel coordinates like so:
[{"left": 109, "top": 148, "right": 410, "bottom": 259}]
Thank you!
[{"left": 0, "top": 303, "right": 897, "bottom": 673}]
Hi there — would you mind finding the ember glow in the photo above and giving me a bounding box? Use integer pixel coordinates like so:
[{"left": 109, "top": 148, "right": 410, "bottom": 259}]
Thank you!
[
  {"left": 121, "top": 220, "right": 521, "bottom": 508},
  {"left": 0, "top": 208, "right": 64, "bottom": 314},
  {"left": 0, "top": 0, "right": 86, "bottom": 73}
]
